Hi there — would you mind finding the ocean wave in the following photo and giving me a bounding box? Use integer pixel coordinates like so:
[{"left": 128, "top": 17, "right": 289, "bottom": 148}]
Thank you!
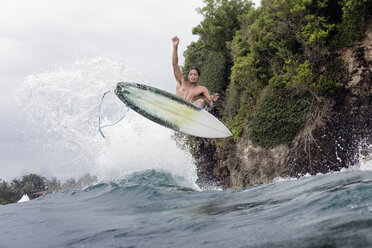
[{"left": 2, "top": 169, "right": 372, "bottom": 247}]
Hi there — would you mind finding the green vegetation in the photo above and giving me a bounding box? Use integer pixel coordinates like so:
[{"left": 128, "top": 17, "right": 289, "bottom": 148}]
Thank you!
[
  {"left": 183, "top": 0, "right": 253, "bottom": 92},
  {"left": 183, "top": 41, "right": 227, "bottom": 93},
  {"left": 183, "top": 0, "right": 371, "bottom": 148},
  {"left": 0, "top": 174, "right": 47, "bottom": 204},
  {"left": 248, "top": 88, "right": 312, "bottom": 148},
  {"left": 337, "top": 0, "right": 372, "bottom": 47},
  {"left": 0, "top": 174, "right": 97, "bottom": 205}
]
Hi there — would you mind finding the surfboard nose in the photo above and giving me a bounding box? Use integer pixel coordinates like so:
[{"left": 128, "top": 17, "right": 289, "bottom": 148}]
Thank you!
[
  {"left": 115, "top": 82, "right": 127, "bottom": 93},
  {"left": 116, "top": 82, "right": 133, "bottom": 97},
  {"left": 115, "top": 82, "right": 123, "bottom": 95}
]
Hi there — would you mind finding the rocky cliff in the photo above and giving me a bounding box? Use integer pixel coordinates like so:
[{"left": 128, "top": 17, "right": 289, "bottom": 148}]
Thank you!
[{"left": 194, "top": 25, "right": 372, "bottom": 189}]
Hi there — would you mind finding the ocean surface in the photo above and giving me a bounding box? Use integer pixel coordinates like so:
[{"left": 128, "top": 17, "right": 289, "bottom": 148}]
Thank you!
[
  {"left": 2, "top": 58, "right": 372, "bottom": 247},
  {"left": 1, "top": 167, "right": 372, "bottom": 248}
]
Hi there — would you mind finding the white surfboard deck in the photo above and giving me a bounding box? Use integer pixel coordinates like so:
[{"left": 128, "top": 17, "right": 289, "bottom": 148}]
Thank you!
[{"left": 115, "top": 82, "right": 232, "bottom": 138}]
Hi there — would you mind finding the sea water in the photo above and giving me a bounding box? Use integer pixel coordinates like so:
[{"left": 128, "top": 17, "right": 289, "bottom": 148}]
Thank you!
[
  {"left": 1, "top": 58, "right": 372, "bottom": 248},
  {"left": 1, "top": 168, "right": 372, "bottom": 247}
]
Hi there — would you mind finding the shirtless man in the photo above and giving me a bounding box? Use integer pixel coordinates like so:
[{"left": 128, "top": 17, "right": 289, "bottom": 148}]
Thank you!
[{"left": 172, "top": 36, "right": 219, "bottom": 108}]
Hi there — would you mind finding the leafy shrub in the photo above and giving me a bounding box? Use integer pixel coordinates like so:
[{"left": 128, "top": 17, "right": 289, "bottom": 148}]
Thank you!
[
  {"left": 335, "top": 0, "right": 372, "bottom": 47},
  {"left": 248, "top": 89, "right": 312, "bottom": 148}
]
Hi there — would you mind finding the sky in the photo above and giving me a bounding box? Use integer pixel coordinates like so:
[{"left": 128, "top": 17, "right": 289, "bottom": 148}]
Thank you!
[{"left": 0, "top": 0, "right": 260, "bottom": 181}]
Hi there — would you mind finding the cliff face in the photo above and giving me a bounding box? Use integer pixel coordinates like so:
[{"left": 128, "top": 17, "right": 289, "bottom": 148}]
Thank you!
[{"left": 194, "top": 26, "right": 372, "bottom": 189}]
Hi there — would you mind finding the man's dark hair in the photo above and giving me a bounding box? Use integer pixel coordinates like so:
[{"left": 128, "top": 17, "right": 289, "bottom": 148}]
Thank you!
[{"left": 187, "top": 67, "right": 200, "bottom": 76}]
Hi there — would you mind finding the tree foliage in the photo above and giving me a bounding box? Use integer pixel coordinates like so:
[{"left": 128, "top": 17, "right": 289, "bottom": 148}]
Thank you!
[
  {"left": 183, "top": 0, "right": 370, "bottom": 147},
  {"left": 0, "top": 173, "right": 97, "bottom": 205},
  {"left": 193, "top": 0, "right": 254, "bottom": 52},
  {"left": 18, "top": 174, "right": 47, "bottom": 199},
  {"left": 0, "top": 180, "right": 16, "bottom": 204},
  {"left": 183, "top": 0, "right": 254, "bottom": 94},
  {"left": 225, "top": 0, "right": 369, "bottom": 143},
  {"left": 337, "top": 0, "right": 372, "bottom": 47},
  {"left": 183, "top": 41, "right": 227, "bottom": 93},
  {"left": 0, "top": 174, "right": 47, "bottom": 203}
]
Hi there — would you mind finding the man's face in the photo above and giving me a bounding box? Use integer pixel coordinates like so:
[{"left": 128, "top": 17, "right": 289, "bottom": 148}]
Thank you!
[{"left": 188, "top": 69, "right": 200, "bottom": 84}]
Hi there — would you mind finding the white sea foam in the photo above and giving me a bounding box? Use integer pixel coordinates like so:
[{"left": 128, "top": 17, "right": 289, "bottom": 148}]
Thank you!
[
  {"left": 94, "top": 111, "right": 197, "bottom": 188},
  {"left": 15, "top": 57, "right": 198, "bottom": 188},
  {"left": 350, "top": 152, "right": 372, "bottom": 172},
  {"left": 273, "top": 159, "right": 372, "bottom": 183},
  {"left": 338, "top": 142, "right": 372, "bottom": 172}
]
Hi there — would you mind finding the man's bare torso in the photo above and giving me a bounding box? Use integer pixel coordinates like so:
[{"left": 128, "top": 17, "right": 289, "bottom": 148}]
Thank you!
[{"left": 176, "top": 82, "right": 205, "bottom": 102}]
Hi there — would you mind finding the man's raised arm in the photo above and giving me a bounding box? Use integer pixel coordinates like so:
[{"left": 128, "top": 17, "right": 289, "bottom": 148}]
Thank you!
[{"left": 172, "top": 36, "right": 184, "bottom": 87}]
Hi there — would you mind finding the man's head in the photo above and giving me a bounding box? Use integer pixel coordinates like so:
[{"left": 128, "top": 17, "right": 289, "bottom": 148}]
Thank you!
[{"left": 187, "top": 67, "right": 200, "bottom": 84}]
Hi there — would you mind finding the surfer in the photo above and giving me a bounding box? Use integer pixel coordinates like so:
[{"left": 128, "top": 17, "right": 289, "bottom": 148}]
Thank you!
[{"left": 172, "top": 36, "right": 219, "bottom": 108}]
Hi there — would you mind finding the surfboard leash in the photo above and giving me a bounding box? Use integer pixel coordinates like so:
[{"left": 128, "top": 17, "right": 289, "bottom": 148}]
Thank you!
[{"left": 98, "top": 90, "right": 129, "bottom": 138}]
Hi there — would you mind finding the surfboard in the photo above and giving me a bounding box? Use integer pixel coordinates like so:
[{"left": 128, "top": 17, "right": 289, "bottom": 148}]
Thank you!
[{"left": 115, "top": 82, "right": 232, "bottom": 138}]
